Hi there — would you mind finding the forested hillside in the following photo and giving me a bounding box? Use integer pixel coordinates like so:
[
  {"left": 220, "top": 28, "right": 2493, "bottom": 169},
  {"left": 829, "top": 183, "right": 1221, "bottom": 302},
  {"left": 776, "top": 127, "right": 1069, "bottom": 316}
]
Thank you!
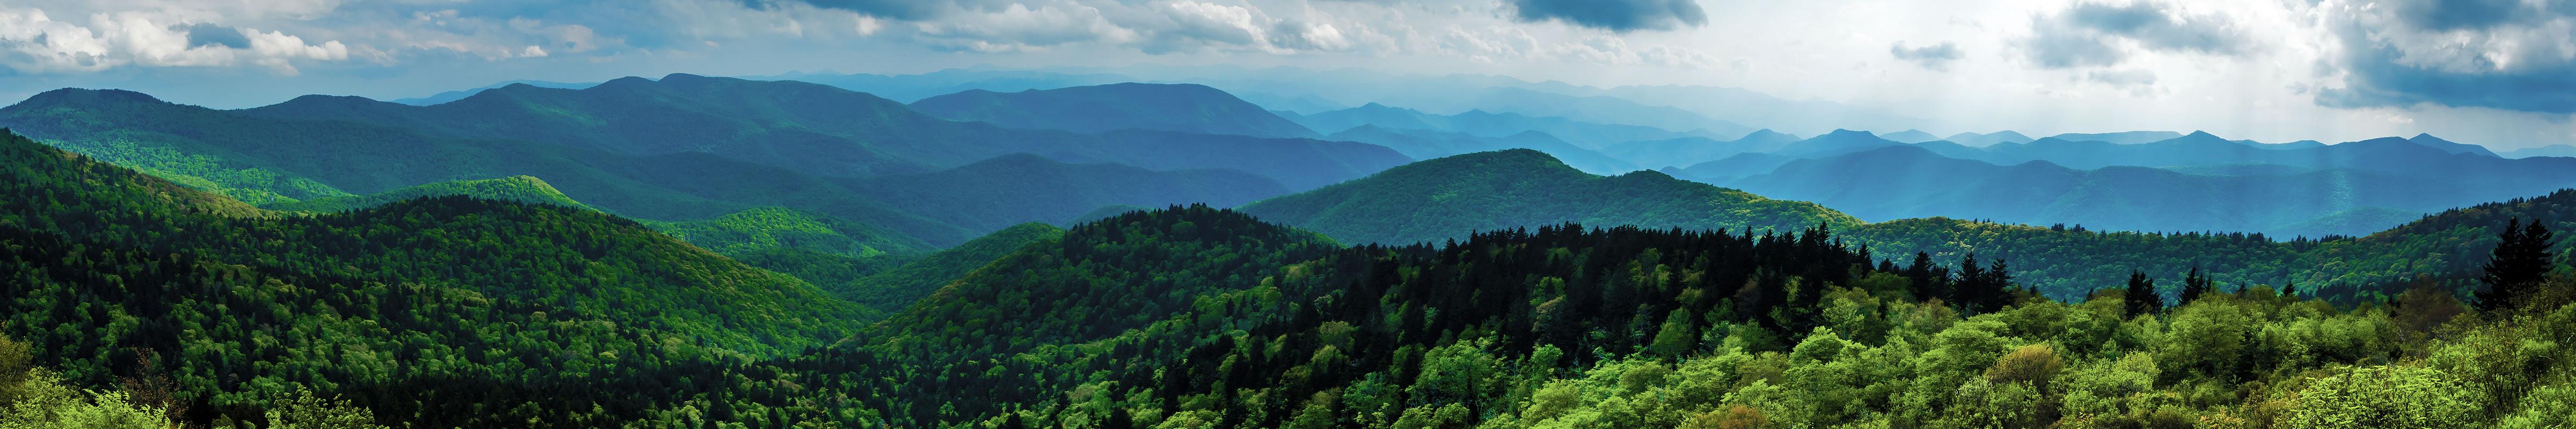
[
  {"left": 826, "top": 203, "right": 2576, "bottom": 429},
  {"left": 1244, "top": 149, "right": 2576, "bottom": 304},
  {"left": 0, "top": 129, "right": 874, "bottom": 426},
  {"left": 4, "top": 124, "right": 2572, "bottom": 428},
  {"left": 264, "top": 175, "right": 594, "bottom": 213}
]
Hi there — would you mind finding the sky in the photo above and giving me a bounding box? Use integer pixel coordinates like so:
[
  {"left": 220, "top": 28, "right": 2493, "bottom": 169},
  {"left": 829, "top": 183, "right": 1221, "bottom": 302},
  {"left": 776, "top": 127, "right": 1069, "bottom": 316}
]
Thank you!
[{"left": 3, "top": 0, "right": 2574, "bottom": 149}]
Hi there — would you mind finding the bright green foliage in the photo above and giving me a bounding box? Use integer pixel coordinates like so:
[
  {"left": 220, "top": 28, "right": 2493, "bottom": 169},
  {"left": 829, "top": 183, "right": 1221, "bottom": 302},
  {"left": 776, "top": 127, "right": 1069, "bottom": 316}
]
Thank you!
[
  {"left": 650, "top": 205, "right": 920, "bottom": 258},
  {"left": 0, "top": 130, "right": 873, "bottom": 426},
  {"left": 262, "top": 389, "right": 391, "bottom": 429},
  {"left": 2284, "top": 366, "right": 2487, "bottom": 428},
  {"left": 6, "top": 124, "right": 2576, "bottom": 429},
  {"left": 0, "top": 371, "right": 166, "bottom": 429},
  {"left": 27, "top": 136, "right": 351, "bottom": 205}
]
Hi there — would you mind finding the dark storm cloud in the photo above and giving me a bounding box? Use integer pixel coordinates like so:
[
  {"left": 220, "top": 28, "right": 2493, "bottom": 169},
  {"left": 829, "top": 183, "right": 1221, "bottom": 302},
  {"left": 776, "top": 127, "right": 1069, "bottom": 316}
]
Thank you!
[
  {"left": 2308, "top": 0, "right": 2576, "bottom": 113},
  {"left": 2020, "top": 1, "right": 2248, "bottom": 69},
  {"left": 2316, "top": 33, "right": 2576, "bottom": 114},
  {"left": 2385, "top": 0, "right": 2526, "bottom": 31},
  {"left": 1505, "top": 0, "right": 1708, "bottom": 32}
]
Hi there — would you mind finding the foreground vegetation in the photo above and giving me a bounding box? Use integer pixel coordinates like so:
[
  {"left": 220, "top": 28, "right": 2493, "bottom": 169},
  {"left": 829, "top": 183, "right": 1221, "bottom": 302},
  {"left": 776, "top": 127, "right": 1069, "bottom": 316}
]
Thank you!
[{"left": 1, "top": 127, "right": 2570, "bottom": 428}]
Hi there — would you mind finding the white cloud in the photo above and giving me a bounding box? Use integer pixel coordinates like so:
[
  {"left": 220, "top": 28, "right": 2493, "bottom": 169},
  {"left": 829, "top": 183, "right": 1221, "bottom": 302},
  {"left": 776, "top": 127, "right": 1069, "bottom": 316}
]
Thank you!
[{"left": 0, "top": 8, "right": 353, "bottom": 74}]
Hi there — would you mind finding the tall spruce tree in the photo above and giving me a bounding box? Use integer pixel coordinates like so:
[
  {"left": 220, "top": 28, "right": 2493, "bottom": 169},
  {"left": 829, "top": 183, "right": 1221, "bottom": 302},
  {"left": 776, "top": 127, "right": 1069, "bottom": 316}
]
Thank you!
[
  {"left": 1952, "top": 254, "right": 1985, "bottom": 313},
  {"left": 1982, "top": 259, "right": 2014, "bottom": 313},
  {"left": 1906, "top": 252, "right": 1940, "bottom": 302},
  {"left": 2478, "top": 218, "right": 2557, "bottom": 310},
  {"left": 2124, "top": 271, "right": 2162, "bottom": 318},
  {"left": 2179, "top": 267, "right": 2210, "bottom": 305}
]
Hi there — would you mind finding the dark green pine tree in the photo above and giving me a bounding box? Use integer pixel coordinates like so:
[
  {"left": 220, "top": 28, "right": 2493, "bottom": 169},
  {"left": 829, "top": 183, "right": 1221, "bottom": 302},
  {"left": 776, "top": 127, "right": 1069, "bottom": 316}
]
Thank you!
[
  {"left": 1981, "top": 259, "right": 2014, "bottom": 313},
  {"left": 2281, "top": 279, "right": 2297, "bottom": 299},
  {"left": 1906, "top": 252, "right": 1943, "bottom": 302},
  {"left": 1951, "top": 253, "right": 1985, "bottom": 313},
  {"left": 2478, "top": 218, "right": 2557, "bottom": 310},
  {"left": 2124, "top": 271, "right": 2162, "bottom": 318},
  {"left": 2179, "top": 267, "right": 2209, "bottom": 305}
]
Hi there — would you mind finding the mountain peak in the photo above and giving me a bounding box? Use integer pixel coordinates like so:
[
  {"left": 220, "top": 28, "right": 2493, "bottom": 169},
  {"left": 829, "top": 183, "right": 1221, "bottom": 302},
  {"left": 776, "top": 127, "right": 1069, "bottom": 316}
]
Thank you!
[
  {"left": 10, "top": 88, "right": 171, "bottom": 110},
  {"left": 1821, "top": 129, "right": 1877, "bottom": 138},
  {"left": 2398, "top": 133, "right": 2499, "bottom": 157}
]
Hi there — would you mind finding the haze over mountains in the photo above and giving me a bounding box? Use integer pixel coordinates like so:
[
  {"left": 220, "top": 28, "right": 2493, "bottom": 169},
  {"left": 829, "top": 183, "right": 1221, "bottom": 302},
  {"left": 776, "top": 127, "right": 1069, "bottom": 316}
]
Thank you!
[{"left": 15, "top": 68, "right": 2572, "bottom": 245}]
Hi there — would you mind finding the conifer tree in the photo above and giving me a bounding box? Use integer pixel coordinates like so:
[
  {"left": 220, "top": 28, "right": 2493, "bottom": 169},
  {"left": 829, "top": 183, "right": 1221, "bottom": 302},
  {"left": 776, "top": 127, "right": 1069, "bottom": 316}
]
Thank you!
[
  {"left": 2124, "top": 271, "right": 2162, "bottom": 317},
  {"left": 2478, "top": 218, "right": 2557, "bottom": 310},
  {"left": 2179, "top": 267, "right": 2209, "bottom": 305},
  {"left": 1952, "top": 254, "right": 1985, "bottom": 313}
]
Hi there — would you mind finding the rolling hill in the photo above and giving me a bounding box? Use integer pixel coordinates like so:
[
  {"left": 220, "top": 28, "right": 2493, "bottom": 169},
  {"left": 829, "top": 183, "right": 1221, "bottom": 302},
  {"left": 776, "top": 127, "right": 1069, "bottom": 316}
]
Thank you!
[
  {"left": 1325, "top": 125, "right": 1638, "bottom": 174},
  {"left": 909, "top": 83, "right": 1320, "bottom": 138},
  {"left": 0, "top": 128, "right": 874, "bottom": 426},
  {"left": 1238, "top": 149, "right": 1860, "bottom": 245},
  {"left": 265, "top": 175, "right": 592, "bottom": 212}
]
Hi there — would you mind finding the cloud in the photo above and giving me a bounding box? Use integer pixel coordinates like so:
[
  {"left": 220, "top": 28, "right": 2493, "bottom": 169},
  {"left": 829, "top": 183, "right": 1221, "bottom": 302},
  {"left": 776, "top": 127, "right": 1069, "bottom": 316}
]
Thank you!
[
  {"left": 0, "top": 8, "right": 353, "bottom": 75},
  {"left": 2383, "top": 0, "right": 2528, "bottom": 31},
  {"left": 1889, "top": 41, "right": 1960, "bottom": 70},
  {"left": 2311, "top": 0, "right": 2576, "bottom": 113},
  {"left": 1504, "top": 0, "right": 1706, "bottom": 32},
  {"left": 1139, "top": 0, "right": 1269, "bottom": 53},
  {"left": 179, "top": 23, "right": 249, "bottom": 48},
  {"left": 2019, "top": 1, "right": 2249, "bottom": 69},
  {"left": 912, "top": 2, "right": 1135, "bottom": 51}
]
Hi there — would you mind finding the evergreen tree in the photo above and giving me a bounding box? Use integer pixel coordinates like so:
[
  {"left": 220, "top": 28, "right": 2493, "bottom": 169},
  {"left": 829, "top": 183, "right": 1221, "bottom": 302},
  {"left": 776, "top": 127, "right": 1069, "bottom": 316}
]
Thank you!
[
  {"left": 2478, "top": 218, "right": 2557, "bottom": 310},
  {"left": 2179, "top": 267, "right": 2210, "bottom": 305},
  {"left": 1981, "top": 259, "right": 2014, "bottom": 313},
  {"left": 1951, "top": 253, "right": 1985, "bottom": 313},
  {"left": 1905, "top": 252, "right": 1941, "bottom": 302},
  {"left": 2123, "top": 271, "right": 2162, "bottom": 317}
]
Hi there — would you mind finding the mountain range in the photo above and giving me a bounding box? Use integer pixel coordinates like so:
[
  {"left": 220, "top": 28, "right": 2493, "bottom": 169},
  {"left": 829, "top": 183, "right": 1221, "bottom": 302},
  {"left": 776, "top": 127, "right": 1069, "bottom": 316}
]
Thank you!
[
  {"left": 1284, "top": 102, "right": 1719, "bottom": 148},
  {"left": 909, "top": 83, "right": 1320, "bottom": 139},
  {"left": 0, "top": 75, "right": 1410, "bottom": 249}
]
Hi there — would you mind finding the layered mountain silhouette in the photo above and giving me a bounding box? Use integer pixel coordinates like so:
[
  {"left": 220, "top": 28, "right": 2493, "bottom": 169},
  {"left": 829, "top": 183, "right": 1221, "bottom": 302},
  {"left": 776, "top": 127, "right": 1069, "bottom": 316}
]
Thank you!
[
  {"left": 909, "top": 83, "right": 1321, "bottom": 139},
  {"left": 1288, "top": 102, "right": 1714, "bottom": 148},
  {"left": 1239, "top": 149, "right": 1858, "bottom": 245}
]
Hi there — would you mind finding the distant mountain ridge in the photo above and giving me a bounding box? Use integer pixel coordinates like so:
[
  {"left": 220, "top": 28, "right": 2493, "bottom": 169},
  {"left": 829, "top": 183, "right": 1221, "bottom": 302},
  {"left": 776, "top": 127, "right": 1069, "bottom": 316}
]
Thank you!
[
  {"left": 1324, "top": 125, "right": 1638, "bottom": 174},
  {"left": 1715, "top": 145, "right": 2494, "bottom": 236},
  {"left": 1239, "top": 149, "right": 1860, "bottom": 245},
  {"left": 909, "top": 83, "right": 1321, "bottom": 139},
  {"left": 1289, "top": 102, "right": 1718, "bottom": 148},
  {"left": 0, "top": 77, "right": 1408, "bottom": 249},
  {"left": 387, "top": 79, "right": 595, "bottom": 106}
]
